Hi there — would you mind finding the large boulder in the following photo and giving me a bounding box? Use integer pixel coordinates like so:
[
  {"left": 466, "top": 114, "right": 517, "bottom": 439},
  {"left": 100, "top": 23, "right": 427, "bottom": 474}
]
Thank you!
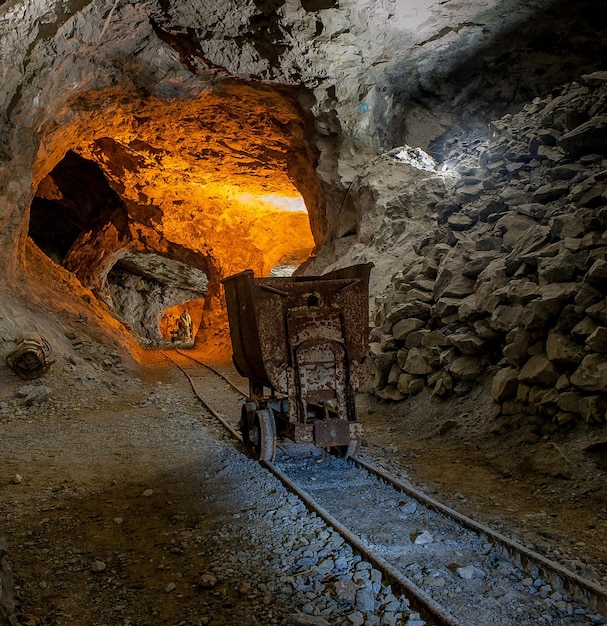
[
  {"left": 449, "top": 356, "right": 483, "bottom": 381},
  {"left": 545, "top": 332, "right": 585, "bottom": 365},
  {"left": 433, "top": 251, "right": 468, "bottom": 300},
  {"left": 491, "top": 367, "right": 519, "bottom": 402},
  {"left": 586, "top": 327, "right": 607, "bottom": 353},
  {"left": 448, "top": 330, "right": 485, "bottom": 355},
  {"left": 571, "top": 354, "right": 607, "bottom": 392},
  {"left": 585, "top": 258, "right": 607, "bottom": 289},
  {"left": 578, "top": 395, "right": 607, "bottom": 423},
  {"left": 493, "top": 279, "right": 540, "bottom": 305},
  {"left": 490, "top": 305, "right": 524, "bottom": 333},
  {"left": 403, "top": 348, "right": 434, "bottom": 376},
  {"left": 495, "top": 214, "right": 540, "bottom": 250},
  {"left": 392, "top": 317, "right": 425, "bottom": 341},
  {"left": 559, "top": 115, "right": 607, "bottom": 157},
  {"left": 503, "top": 328, "right": 531, "bottom": 367},
  {"left": 587, "top": 300, "right": 607, "bottom": 325},
  {"left": 519, "top": 356, "right": 560, "bottom": 386}
]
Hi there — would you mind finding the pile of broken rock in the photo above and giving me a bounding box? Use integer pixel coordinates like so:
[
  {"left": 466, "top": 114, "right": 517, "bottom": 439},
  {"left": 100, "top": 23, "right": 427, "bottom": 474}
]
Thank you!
[{"left": 370, "top": 71, "right": 607, "bottom": 437}]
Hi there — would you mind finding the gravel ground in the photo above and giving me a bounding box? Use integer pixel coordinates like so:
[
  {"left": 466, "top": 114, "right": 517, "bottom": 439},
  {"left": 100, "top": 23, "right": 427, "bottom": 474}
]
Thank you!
[
  {"left": 0, "top": 325, "right": 605, "bottom": 626},
  {"left": 275, "top": 444, "right": 606, "bottom": 626},
  {"left": 0, "top": 348, "right": 423, "bottom": 626}
]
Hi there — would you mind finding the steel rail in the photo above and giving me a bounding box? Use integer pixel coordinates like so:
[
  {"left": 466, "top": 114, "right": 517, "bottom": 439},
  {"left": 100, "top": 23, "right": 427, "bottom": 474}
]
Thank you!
[
  {"left": 166, "top": 350, "right": 459, "bottom": 625},
  {"left": 175, "top": 349, "right": 248, "bottom": 396},
  {"left": 349, "top": 455, "right": 607, "bottom": 616},
  {"left": 262, "top": 459, "right": 465, "bottom": 626},
  {"left": 165, "top": 351, "right": 607, "bottom": 620},
  {"left": 161, "top": 350, "right": 243, "bottom": 441}
]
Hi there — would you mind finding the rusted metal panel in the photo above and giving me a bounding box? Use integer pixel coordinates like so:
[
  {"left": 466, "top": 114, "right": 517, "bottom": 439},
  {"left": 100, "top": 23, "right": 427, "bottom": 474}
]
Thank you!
[
  {"left": 223, "top": 263, "right": 372, "bottom": 449},
  {"left": 291, "top": 422, "right": 314, "bottom": 444},
  {"left": 221, "top": 270, "right": 271, "bottom": 389},
  {"left": 222, "top": 263, "right": 372, "bottom": 393},
  {"left": 314, "top": 419, "right": 351, "bottom": 448}
]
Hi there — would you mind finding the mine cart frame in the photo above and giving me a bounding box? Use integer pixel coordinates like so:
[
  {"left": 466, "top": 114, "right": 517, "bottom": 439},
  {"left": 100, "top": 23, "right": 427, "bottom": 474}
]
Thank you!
[{"left": 222, "top": 263, "right": 372, "bottom": 461}]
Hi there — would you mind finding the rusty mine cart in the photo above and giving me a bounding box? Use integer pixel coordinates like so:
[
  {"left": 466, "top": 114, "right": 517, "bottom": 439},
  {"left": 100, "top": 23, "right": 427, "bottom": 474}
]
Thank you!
[{"left": 222, "top": 263, "right": 372, "bottom": 462}]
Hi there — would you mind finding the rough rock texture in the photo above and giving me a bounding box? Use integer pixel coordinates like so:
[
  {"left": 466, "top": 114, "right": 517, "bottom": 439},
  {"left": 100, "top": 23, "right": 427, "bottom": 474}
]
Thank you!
[
  {"left": 106, "top": 251, "right": 207, "bottom": 342},
  {"left": 368, "top": 72, "right": 607, "bottom": 442},
  {"left": 0, "top": 2, "right": 607, "bottom": 622},
  {"left": 304, "top": 148, "right": 451, "bottom": 295},
  {"left": 0, "top": 534, "right": 15, "bottom": 626},
  {"left": 107, "top": 267, "right": 203, "bottom": 343},
  {"left": 1, "top": 0, "right": 607, "bottom": 321}
]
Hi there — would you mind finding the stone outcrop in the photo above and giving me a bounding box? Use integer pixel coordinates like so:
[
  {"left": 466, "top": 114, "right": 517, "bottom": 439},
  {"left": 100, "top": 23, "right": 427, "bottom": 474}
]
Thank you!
[
  {"left": 368, "top": 72, "right": 607, "bottom": 433},
  {"left": 106, "top": 251, "right": 207, "bottom": 341},
  {"left": 108, "top": 268, "right": 204, "bottom": 343},
  {"left": 2, "top": 0, "right": 607, "bottom": 302},
  {"left": 304, "top": 149, "right": 449, "bottom": 295}
]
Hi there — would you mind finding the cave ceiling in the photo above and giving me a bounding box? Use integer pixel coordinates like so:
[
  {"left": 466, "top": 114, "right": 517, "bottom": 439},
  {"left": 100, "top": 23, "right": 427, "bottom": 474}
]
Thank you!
[
  {"left": 33, "top": 80, "right": 319, "bottom": 300},
  {"left": 1, "top": 0, "right": 606, "bottom": 328}
]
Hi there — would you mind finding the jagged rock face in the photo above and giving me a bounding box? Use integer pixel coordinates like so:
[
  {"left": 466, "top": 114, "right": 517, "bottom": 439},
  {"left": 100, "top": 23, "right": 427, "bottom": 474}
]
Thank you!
[
  {"left": 0, "top": 0, "right": 606, "bottom": 345},
  {"left": 2, "top": 0, "right": 607, "bottom": 294},
  {"left": 303, "top": 147, "right": 454, "bottom": 296},
  {"left": 369, "top": 72, "right": 607, "bottom": 433},
  {"left": 107, "top": 267, "right": 203, "bottom": 342},
  {"left": 107, "top": 252, "right": 207, "bottom": 342},
  {"left": 32, "top": 82, "right": 317, "bottom": 301}
]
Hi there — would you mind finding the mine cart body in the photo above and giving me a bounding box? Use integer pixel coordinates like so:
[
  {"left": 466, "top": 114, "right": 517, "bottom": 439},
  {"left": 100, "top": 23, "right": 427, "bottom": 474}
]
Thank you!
[{"left": 222, "top": 263, "right": 372, "bottom": 460}]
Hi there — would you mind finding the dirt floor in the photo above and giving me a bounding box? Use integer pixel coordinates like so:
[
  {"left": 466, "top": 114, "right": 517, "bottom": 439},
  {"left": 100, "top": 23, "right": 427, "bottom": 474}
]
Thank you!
[{"left": 1, "top": 295, "right": 606, "bottom": 623}]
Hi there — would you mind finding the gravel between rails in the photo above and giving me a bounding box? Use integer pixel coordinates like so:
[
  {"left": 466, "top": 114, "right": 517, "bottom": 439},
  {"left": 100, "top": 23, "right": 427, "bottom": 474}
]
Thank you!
[
  {"left": 274, "top": 443, "right": 606, "bottom": 626},
  {"left": 162, "top": 351, "right": 430, "bottom": 625},
  {"left": 180, "top": 355, "right": 607, "bottom": 626}
]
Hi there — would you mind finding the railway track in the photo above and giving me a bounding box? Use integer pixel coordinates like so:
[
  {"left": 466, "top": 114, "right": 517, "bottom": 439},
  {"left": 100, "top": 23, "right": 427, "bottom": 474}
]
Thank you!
[{"left": 164, "top": 349, "right": 607, "bottom": 626}]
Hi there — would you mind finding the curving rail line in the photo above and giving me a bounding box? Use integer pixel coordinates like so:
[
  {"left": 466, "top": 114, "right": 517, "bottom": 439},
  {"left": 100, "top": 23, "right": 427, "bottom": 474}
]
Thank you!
[{"left": 163, "top": 349, "right": 607, "bottom": 624}]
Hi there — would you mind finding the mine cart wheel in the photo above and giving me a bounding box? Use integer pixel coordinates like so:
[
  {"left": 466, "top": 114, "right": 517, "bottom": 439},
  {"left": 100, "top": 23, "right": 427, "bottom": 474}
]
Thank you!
[
  {"left": 240, "top": 403, "right": 254, "bottom": 443},
  {"left": 250, "top": 409, "right": 276, "bottom": 462}
]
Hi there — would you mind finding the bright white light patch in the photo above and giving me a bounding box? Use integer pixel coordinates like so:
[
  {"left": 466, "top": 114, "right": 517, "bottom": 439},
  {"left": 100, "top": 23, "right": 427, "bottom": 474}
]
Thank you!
[
  {"left": 270, "top": 264, "right": 298, "bottom": 277},
  {"left": 394, "top": 146, "right": 438, "bottom": 172},
  {"left": 237, "top": 192, "right": 307, "bottom": 213}
]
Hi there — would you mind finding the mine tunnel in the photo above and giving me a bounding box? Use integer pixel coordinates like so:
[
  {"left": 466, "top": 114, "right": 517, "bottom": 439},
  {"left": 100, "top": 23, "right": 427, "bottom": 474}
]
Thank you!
[
  {"left": 26, "top": 82, "right": 319, "bottom": 347},
  {"left": 2, "top": 0, "right": 607, "bottom": 624}
]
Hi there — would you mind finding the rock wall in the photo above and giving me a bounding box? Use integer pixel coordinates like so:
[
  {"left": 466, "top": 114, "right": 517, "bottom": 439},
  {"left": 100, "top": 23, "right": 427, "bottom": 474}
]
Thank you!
[
  {"left": 2, "top": 0, "right": 606, "bottom": 290},
  {"left": 0, "top": 0, "right": 606, "bottom": 393},
  {"left": 302, "top": 147, "right": 452, "bottom": 297},
  {"left": 107, "top": 268, "right": 203, "bottom": 343},
  {"left": 369, "top": 72, "right": 607, "bottom": 434}
]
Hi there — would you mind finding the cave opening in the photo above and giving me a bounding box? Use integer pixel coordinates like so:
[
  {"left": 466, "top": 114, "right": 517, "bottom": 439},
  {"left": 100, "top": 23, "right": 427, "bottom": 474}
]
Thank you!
[
  {"left": 29, "top": 81, "right": 322, "bottom": 349},
  {"left": 107, "top": 252, "right": 208, "bottom": 346},
  {"left": 29, "top": 150, "right": 127, "bottom": 265}
]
